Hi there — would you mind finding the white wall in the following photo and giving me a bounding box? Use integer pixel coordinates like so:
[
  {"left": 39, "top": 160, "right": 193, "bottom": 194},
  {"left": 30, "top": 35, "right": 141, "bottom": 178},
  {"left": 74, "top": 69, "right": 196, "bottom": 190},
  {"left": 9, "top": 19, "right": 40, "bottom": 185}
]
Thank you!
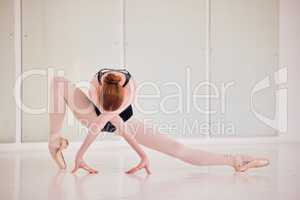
[
  {"left": 0, "top": 0, "right": 16, "bottom": 143},
  {"left": 210, "top": 0, "right": 278, "bottom": 137},
  {"left": 19, "top": 0, "right": 283, "bottom": 142},
  {"left": 125, "top": 0, "right": 208, "bottom": 137},
  {"left": 2, "top": 0, "right": 299, "bottom": 143},
  {"left": 279, "top": 0, "right": 300, "bottom": 141},
  {"left": 21, "top": 0, "right": 122, "bottom": 142}
]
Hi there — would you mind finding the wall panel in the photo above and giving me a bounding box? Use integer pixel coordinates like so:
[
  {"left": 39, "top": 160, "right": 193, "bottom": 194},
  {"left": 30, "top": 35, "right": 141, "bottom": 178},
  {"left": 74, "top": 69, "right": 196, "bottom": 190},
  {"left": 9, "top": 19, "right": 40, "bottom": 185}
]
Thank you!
[
  {"left": 125, "top": 0, "right": 209, "bottom": 137},
  {"left": 22, "top": 0, "right": 122, "bottom": 141},
  {"left": 0, "top": 0, "right": 16, "bottom": 143},
  {"left": 210, "top": 0, "right": 279, "bottom": 137}
]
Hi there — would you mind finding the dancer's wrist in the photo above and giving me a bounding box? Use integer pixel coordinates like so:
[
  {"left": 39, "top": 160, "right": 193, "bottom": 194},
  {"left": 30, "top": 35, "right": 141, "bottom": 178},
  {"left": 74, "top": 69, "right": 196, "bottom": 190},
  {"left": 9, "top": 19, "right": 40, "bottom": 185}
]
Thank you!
[{"left": 75, "top": 152, "right": 84, "bottom": 161}]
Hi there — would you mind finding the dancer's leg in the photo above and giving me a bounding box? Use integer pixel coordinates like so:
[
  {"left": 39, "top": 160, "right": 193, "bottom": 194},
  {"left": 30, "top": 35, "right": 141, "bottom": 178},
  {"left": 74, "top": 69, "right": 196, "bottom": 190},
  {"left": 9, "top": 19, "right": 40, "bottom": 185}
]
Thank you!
[
  {"left": 124, "top": 118, "right": 269, "bottom": 171},
  {"left": 49, "top": 76, "right": 98, "bottom": 136},
  {"left": 124, "top": 118, "right": 234, "bottom": 166},
  {"left": 48, "top": 76, "right": 99, "bottom": 168}
]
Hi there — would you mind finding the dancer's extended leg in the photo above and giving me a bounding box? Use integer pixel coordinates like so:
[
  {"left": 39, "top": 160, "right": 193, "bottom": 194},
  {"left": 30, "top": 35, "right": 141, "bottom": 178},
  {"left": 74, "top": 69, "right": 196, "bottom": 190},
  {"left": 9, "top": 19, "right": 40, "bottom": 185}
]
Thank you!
[
  {"left": 124, "top": 118, "right": 269, "bottom": 172},
  {"left": 48, "top": 76, "right": 98, "bottom": 168}
]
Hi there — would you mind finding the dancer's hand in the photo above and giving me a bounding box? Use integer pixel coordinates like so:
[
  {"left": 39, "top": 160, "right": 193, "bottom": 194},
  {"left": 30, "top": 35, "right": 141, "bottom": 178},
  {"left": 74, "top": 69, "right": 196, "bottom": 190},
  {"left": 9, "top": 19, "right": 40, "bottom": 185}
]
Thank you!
[
  {"left": 72, "top": 157, "right": 98, "bottom": 174},
  {"left": 125, "top": 157, "right": 151, "bottom": 175}
]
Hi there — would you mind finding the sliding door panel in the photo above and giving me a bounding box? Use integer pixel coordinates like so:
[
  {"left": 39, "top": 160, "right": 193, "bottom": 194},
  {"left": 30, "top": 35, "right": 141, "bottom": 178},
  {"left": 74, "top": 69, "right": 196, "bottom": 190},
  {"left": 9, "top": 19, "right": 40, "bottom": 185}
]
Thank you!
[
  {"left": 210, "top": 0, "right": 279, "bottom": 137},
  {"left": 0, "top": 0, "right": 16, "bottom": 143},
  {"left": 125, "top": 0, "right": 208, "bottom": 137},
  {"left": 22, "top": 0, "right": 122, "bottom": 141}
]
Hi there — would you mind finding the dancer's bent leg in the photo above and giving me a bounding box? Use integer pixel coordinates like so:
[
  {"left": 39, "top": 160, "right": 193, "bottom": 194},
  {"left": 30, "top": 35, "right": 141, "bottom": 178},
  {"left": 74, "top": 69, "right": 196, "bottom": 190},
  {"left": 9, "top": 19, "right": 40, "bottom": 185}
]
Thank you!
[{"left": 48, "top": 76, "right": 98, "bottom": 168}]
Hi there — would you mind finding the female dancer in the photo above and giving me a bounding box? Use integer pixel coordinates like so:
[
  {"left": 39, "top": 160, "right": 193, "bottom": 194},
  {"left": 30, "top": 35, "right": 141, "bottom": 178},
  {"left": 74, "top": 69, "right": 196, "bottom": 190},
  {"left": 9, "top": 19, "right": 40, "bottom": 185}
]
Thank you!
[{"left": 48, "top": 68, "right": 270, "bottom": 174}]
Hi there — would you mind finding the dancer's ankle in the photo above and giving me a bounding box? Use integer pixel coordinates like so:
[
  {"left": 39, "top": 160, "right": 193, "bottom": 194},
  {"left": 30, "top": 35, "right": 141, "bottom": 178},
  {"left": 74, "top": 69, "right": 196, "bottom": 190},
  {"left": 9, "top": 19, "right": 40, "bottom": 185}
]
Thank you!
[
  {"left": 49, "top": 133, "right": 61, "bottom": 141},
  {"left": 48, "top": 133, "right": 62, "bottom": 149}
]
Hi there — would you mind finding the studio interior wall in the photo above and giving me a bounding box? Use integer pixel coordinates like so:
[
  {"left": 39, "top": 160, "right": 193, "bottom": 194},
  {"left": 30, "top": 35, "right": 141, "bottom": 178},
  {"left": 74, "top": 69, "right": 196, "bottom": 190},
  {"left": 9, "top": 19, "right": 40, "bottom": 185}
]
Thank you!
[
  {"left": 0, "top": 0, "right": 16, "bottom": 143},
  {"left": 279, "top": 0, "right": 300, "bottom": 141},
  {"left": 0, "top": 0, "right": 286, "bottom": 143},
  {"left": 21, "top": 0, "right": 123, "bottom": 142},
  {"left": 210, "top": 0, "right": 279, "bottom": 137}
]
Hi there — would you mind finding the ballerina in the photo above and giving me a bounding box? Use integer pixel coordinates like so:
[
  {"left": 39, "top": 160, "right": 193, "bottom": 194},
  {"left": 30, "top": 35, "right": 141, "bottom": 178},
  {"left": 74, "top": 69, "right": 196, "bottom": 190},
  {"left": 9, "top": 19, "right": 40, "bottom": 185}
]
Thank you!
[{"left": 48, "top": 68, "right": 270, "bottom": 174}]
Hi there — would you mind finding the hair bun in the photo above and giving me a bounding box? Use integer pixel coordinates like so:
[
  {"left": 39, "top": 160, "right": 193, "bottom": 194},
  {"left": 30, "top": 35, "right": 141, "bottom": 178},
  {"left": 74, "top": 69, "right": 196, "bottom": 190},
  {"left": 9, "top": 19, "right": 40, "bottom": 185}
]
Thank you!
[{"left": 104, "top": 73, "right": 122, "bottom": 84}]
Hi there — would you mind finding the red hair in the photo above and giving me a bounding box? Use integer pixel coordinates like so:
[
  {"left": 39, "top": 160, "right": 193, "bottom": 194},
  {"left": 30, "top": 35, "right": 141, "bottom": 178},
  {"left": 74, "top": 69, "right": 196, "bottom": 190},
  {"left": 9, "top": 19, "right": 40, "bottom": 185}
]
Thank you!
[{"left": 99, "top": 73, "right": 124, "bottom": 111}]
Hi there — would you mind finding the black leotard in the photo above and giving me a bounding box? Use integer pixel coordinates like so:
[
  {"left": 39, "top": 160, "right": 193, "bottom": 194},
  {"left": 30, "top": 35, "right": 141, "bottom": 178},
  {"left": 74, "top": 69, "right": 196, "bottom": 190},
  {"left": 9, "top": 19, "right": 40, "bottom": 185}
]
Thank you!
[{"left": 93, "top": 68, "right": 133, "bottom": 132}]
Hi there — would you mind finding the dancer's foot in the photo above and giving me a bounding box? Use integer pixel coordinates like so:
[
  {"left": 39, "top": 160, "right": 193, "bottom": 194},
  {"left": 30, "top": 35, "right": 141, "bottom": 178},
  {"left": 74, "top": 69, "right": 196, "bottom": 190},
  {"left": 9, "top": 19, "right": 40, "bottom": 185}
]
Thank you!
[
  {"left": 48, "top": 134, "right": 69, "bottom": 169},
  {"left": 230, "top": 154, "right": 270, "bottom": 172}
]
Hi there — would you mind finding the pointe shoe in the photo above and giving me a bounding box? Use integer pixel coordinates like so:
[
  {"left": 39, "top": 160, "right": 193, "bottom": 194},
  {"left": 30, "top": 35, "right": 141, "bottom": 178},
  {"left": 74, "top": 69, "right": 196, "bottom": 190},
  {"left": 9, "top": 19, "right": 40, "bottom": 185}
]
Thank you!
[
  {"left": 232, "top": 154, "right": 270, "bottom": 172},
  {"left": 48, "top": 135, "right": 69, "bottom": 169}
]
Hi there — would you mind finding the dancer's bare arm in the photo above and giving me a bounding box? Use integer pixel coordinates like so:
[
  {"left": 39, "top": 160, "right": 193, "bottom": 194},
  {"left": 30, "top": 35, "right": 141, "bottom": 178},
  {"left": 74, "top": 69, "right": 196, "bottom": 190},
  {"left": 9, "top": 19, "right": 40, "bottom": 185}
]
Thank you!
[
  {"left": 72, "top": 76, "right": 118, "bottom": 173},
  {"left": 72, "top": 74, "right": 144, "bottom": 174},
  {"left": 92, "top": 74, "right": 149, "bottom": 174},
  {"left": 108, "top": 76, "right": 149, "bottom": 174},
  {"left": 72, "top": 112, "right": 118, "bottom": 174},
  {"left": 111, "top": 116, "right": 151, "bottom": 175},
  {"left": 88, "top": 73, "right": 100, "bottom": 106}
]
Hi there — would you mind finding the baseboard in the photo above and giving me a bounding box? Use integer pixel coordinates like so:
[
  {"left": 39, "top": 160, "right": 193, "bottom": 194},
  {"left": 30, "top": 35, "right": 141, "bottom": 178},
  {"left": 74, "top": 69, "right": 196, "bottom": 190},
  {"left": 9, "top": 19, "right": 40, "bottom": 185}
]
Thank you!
[{"left": 0, "top": 135, "right": 299, "bottom": 152}]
